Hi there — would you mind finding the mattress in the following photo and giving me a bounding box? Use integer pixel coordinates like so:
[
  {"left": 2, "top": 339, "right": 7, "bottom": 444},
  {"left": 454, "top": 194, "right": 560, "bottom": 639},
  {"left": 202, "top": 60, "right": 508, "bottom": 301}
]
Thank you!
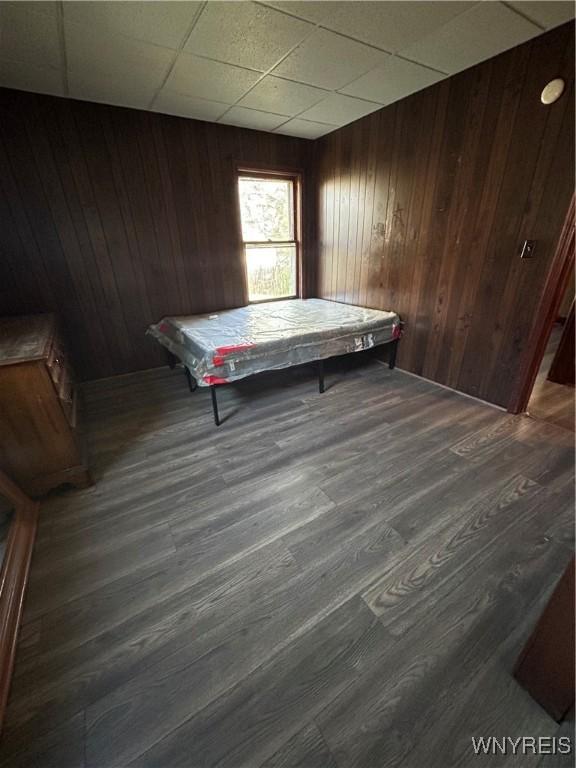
[{"left": 147, "top": 299, "right": 400, "bottom": 386}]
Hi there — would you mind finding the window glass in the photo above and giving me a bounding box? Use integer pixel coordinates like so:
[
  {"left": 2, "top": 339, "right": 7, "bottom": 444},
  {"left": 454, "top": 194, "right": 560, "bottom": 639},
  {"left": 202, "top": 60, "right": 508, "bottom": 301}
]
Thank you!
[
  {"left": 238, "top": 178, "right": 294, "bottom": 242},
  {"left": 238, "top": 174, "right": 298, "bottom": 302},
  {"left": 245, "top": 244, "right": 297, "bottom": 302}
]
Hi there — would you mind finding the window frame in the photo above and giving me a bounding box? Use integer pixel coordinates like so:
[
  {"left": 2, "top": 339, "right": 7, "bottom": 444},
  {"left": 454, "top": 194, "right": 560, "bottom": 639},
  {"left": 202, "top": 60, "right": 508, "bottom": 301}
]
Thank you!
[{"left": 237, "top": 167, "right": 303, "bottom": 304}]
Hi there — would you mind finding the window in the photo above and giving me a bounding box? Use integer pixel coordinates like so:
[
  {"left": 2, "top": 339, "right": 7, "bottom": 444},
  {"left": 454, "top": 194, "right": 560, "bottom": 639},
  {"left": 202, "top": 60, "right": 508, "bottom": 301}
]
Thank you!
[{"left": 238, "top": 172, "right": 300, "bottom": 302}]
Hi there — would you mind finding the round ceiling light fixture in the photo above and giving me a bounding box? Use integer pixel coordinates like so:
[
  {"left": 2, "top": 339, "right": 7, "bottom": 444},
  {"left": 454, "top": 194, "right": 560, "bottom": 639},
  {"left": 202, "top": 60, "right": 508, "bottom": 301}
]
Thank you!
[{"left": 541, "top": 78, "right": 565, "bottom": 105}]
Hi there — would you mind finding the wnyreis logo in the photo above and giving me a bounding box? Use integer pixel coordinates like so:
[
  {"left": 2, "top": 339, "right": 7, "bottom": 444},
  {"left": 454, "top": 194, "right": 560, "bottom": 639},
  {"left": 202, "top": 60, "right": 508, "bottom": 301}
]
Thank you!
[{"left": 472, "top": 736, "right": 572, "bottom": 756}]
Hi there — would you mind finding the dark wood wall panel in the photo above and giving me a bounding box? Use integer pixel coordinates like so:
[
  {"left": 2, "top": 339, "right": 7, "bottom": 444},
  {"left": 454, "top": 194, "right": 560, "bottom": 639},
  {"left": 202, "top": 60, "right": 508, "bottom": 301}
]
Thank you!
[
  {"left": 314, "top": 23, "right": 575, "bottom": 408},
  {"left": 0, "top": 89, "right": 310, "bottom": 380}
]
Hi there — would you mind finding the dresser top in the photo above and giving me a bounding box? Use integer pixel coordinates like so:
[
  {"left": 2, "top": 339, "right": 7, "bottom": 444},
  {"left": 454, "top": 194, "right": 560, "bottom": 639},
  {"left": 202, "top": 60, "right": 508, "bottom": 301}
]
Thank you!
[{"left": 0, "top": 314, "right": 56, "bottom": 366}]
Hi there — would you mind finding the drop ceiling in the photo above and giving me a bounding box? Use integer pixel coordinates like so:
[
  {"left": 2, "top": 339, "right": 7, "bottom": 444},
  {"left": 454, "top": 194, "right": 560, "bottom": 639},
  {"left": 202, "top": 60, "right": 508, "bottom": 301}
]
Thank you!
[{"left": 0, "top": 1, "right": 573, "bottom": 139}]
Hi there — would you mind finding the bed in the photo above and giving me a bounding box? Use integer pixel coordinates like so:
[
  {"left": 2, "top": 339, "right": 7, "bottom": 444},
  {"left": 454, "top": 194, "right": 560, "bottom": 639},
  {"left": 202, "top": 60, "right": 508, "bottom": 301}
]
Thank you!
[{"left": 148, "top": 299, "right": 402, "bottom": 425}]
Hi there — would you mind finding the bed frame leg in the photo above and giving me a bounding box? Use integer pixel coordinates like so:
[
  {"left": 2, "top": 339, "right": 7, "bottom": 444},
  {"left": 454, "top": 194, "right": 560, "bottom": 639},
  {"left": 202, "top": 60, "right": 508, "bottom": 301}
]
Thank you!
[
  {"left": 184, "top": 366, "right": 197, "bottom": 392},
  {"left": 210, "top": 385, "right": 221, "bottom": 426},
  {"left": 318, "top": 360, "right": 325, "bottom": 394},
  {"left": 165, "top": 350, "right": 178, "bottom": 370},
  {"left": 389, "top": 339, "right": 399, "bottom": 370}
]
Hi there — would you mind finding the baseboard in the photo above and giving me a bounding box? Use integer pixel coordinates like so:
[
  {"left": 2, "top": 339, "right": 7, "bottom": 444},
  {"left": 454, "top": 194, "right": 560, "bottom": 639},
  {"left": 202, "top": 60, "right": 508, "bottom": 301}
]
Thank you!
[
  {"left": 0, "top": 501, "right": 38, "bottom": 732},
  {"left": 379, "top": 362, "right": 507, "bottom": 412}
]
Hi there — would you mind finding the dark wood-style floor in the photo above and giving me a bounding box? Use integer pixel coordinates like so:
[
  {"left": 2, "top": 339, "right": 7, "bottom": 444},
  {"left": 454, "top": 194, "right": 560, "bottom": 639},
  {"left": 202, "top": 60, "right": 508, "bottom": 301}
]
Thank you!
[
  {"left": 528, "top": 324, "right": 574, "bottom": 433},
  {"left": 1, "top": 356, "right": 574, "bottom": 768}
]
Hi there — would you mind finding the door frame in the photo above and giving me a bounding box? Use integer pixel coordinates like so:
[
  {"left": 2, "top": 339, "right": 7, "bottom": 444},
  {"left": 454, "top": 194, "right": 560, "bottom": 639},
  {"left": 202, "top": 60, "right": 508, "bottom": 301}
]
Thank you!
[{"left": 508, "top": 194, "right": 575, "bottom": 414}]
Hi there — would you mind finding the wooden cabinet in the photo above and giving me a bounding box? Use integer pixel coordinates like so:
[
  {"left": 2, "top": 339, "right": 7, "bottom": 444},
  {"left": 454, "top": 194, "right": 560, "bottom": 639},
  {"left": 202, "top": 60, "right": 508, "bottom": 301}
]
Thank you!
[
  {"left": 0, "top": 315, "right": 92, "bottom": 495},
  {"left": 514, "top": 557, "right": 575, "bottom": 721}
]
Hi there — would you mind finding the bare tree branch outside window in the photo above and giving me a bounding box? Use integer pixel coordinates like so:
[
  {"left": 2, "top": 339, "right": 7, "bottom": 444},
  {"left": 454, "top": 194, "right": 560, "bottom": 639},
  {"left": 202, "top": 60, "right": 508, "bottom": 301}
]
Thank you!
[{"left": 238, "top": 176, "right": 298, "bottom": 302}]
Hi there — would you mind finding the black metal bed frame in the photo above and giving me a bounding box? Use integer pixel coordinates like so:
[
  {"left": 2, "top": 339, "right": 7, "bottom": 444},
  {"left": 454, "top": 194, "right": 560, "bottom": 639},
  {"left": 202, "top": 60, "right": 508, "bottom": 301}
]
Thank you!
[{"left": 166, "top": 337, "right": 400, "bottom": 427}]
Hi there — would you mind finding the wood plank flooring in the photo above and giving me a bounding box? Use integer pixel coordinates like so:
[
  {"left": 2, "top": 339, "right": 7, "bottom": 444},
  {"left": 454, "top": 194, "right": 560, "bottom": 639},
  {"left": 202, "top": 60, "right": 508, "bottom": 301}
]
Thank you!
[
  {"left": 528, "top": 324, "right": 574, "bottom": 432},
  {"left": 1, "top": 354, "right": 574, "bottom": 767}
]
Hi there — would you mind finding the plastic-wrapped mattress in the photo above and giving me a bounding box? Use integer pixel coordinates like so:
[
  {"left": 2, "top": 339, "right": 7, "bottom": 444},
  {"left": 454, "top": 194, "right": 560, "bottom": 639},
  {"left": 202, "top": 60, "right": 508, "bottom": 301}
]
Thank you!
[{"left": 147, "top": 299, "right": 400, "bottom": 386}]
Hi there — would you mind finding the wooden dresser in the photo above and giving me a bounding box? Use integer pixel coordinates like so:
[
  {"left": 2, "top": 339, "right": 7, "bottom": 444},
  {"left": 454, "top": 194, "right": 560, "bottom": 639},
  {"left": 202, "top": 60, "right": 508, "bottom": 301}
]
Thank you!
[{"left": 0, "top": 314, "right": 91, "bottom": 495}]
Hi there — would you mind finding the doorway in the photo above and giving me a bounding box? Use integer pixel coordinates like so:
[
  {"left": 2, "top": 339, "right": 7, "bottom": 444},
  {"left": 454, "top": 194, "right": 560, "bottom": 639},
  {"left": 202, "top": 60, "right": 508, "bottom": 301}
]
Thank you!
[
  {"left": 527, "top": 297, "right": 574, "bottom": 431},
  {"left": 509, "top": 195, "right": 575, "bottom": 430}
]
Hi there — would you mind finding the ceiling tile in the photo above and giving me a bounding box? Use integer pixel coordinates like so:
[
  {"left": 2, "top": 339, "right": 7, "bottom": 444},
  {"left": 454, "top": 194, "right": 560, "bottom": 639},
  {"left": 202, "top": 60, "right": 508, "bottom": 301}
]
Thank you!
[
  {"left": 167, "top": 53, "right": 261, "bottom": 102},
  {"left": 508, "top": 1, "right": 575, "bottom": 29},
  {"left": 0, "top": 58, "right": 64, "bottom": 97},
  {"left": 65, "top": 21, "right": 174, "bottom": 91},
  {"left": 0, "top": 0, "right": 569, "bottom": 138},
  {"left": 153, "top": 91, "right": 229, "bottom": 121},
  {"left": 0, "top": 2, "right": 58, "bottom": 18},
  {"left": 239, "top": 76, "right": 327, "bottom": 116},
  {"left": 63, "top": 1, "right": 203, "bottom": 50},
  {"left": 340, "top": 56, "right": 446, "bottom": 105},
  {"left": 68, "top": 72, "right": 156, "bottom": 110},
  {"left": 298, "top": 92, "right": 382, "bottom": 125},
  {"left": 261, "top": 2, "right": 331, "bottom": 25},
  {"left": 274, "top": 117, "right": 336, "bottom": 139},
  {"left": 266, "top": 1, "right": 474, "bottom": 53},
  {"left": 0, "top": 2, "right": 61, "bottom": 69},
  {"left": 401, "top": 2, "right": 541, "bottom": 75},
  {"left": 218, "top": 106, "right": 290, "bottom": 131},
  {"left": 272, "top": 28, "right": 390, "bottom": 90},
  {"left": 185, "top": 1, "right": 313, "bottom": 72}
]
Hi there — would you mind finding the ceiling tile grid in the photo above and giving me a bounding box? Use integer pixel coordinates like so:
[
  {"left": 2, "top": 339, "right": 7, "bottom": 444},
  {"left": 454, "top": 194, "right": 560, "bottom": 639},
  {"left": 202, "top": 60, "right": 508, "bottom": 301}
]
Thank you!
[
  {"left": 271, "top": 28, "right": 391, "bottom": 90},
  {"left": 298, "top": 91, "right": 384, "bottom": 124},
  {"left": 508, "top": 1, "right": 576, "bottom": 29},
  {"left": 166, "top": 53, "right": 261, "bottom": 103},
  {"left": 184, "top": 1, "right": 314, "bottom": 71},
  {"left": 265, "top": 0, "right": 476, "bottom": 53},
  {"left": 152, "top": 90, "right": 230, "bottom": 122},
  {"left": 64, "top": 1, "right": 204, "bottom": 50},
  {"left": 339, "top": 55, "right": 446, "bottom": 105},
  {"left": 237, "top": 75, "right": 328, "bottom": 115},
  {"left": 274, "top": 117, "right": 337, "bottom": 139},
  {"left": 401, "top": 1, "right": 542, "bottom": 74},
  {"left": 67, "top": 74, "right": 156, "bottom": 110},
  {"left": 219, "top": 104, "right": 290, "bottom": 130},
  {"left": 65, "top": 21, "right": 175, "bottom": 91},
  {"left": 0, "top": 1, "right": 573, "bottom": 138}
]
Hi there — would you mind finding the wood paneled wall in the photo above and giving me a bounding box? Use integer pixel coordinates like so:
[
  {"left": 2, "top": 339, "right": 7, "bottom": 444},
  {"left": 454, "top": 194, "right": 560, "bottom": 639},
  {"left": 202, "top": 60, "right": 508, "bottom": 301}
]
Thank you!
[
  {"left": 1, "top": 23, "right": 574, "bottom": 401},
  {"left": 314, "top": 23, "right": 575, "bottom": 408},
  {"left": 0, "top": 89, "right": 311, "bottom": 380}
]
